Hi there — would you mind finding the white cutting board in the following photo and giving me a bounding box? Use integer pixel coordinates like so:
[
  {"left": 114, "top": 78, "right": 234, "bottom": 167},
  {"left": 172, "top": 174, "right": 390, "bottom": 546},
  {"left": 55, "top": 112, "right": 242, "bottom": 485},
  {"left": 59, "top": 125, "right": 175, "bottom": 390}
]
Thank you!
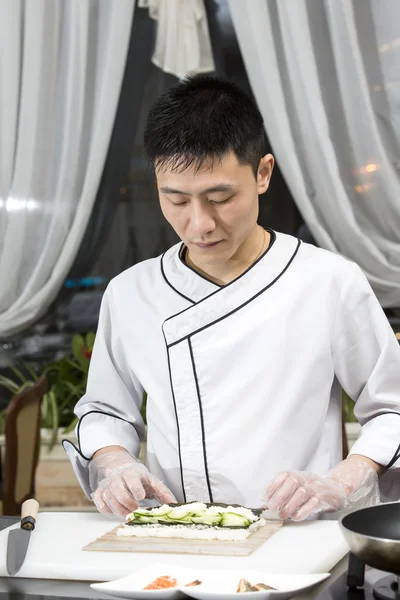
[{"left": 0, "top": 512, "right": 349, "bottom": 582}]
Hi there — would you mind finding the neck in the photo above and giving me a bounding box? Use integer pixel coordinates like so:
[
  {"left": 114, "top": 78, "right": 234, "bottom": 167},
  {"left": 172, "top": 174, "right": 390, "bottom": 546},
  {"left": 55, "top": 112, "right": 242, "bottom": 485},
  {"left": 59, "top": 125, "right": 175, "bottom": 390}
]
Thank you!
[{"left": 186, "top": 225, "right": 269, "bottom": 285}]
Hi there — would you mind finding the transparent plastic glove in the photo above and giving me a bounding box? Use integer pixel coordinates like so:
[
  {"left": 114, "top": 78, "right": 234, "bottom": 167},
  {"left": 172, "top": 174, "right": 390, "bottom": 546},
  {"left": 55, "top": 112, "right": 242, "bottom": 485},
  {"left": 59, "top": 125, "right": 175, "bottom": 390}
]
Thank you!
[
  {"left": 263, "top": 457, "right": 380, "bottom": 521},
  {"left": 88, "top": 450, "right": 176, "bottom": 518}
]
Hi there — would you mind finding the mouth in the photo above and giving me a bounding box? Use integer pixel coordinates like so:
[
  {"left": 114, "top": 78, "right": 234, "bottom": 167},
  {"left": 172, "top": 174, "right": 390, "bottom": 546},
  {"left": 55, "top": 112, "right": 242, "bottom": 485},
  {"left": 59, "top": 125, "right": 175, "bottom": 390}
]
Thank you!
[{"left": 194, "top": 241, "right": 222, "bottom": 249}]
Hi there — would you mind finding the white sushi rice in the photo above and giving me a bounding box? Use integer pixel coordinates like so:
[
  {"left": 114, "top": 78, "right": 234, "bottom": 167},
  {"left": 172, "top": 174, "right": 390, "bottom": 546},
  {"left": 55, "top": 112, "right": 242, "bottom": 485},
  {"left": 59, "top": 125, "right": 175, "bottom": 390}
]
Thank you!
[{"left": 116, "top": 517, "right": 266, "bottom": 541}]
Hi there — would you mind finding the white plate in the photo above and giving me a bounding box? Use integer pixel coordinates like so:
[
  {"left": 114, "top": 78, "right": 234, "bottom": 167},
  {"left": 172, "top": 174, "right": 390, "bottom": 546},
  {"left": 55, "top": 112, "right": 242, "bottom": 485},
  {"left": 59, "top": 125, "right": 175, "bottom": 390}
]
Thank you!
[
  {"left": 183, "top": 570, "right": 330, "bottom": 600},
  {"left": 90, "top": 564, "right": 198, "bottom": 600},
  {"left": 90, "top": 564, "right": 330, "bottom": 600}
]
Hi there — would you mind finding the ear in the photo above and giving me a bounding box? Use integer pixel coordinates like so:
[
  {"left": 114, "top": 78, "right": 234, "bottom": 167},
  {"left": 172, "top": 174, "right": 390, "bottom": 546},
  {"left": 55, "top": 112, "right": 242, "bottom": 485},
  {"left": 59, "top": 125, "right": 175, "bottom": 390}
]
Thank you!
[{"left": 257, "top": 154, "right": 275, "bottom": 195}]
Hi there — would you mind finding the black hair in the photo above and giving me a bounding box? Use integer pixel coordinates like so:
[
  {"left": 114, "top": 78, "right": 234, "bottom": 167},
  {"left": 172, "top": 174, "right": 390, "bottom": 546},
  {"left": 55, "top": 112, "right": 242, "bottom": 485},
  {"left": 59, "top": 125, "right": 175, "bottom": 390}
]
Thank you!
[{"left": 144, "top": 75, "right": 265, "bottom": 177}]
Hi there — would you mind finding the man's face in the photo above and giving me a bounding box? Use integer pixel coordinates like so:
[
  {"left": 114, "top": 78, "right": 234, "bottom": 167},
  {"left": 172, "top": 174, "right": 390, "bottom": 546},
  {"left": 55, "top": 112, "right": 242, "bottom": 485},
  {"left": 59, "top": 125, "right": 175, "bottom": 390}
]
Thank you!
[{"left": 156, "top": 152, "right": 274, "bottom": 268}]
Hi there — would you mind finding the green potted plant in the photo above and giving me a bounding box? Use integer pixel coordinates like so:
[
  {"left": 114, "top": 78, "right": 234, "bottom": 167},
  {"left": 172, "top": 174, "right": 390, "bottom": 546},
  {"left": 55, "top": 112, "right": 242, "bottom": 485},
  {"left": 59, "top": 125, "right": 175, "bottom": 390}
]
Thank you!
[
  {"left": 0, "top": 333, "right": 95, "bottom": 449},
  {"left": 342, "top": 389, "right": 360, "bottom": 453},
  {"left": 342, "top": 390, "right": 357, "bottom": 424},
  {"left": 0, "top": 332, "right": 148, "bottom": 452}
]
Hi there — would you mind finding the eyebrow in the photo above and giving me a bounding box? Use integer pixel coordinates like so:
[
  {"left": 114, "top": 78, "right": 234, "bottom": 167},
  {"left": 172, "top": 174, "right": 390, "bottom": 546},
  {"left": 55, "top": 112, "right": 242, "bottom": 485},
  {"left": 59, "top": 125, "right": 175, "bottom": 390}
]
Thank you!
[{"left": 159, "top": 184, "right": 235, "bottom": 196}]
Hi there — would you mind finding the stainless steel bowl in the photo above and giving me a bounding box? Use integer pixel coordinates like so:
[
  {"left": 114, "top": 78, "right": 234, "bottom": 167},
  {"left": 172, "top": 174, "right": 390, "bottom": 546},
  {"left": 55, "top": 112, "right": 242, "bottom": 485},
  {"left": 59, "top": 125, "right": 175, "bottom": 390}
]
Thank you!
[{"left": 340, "top": 502, "right": 400, "bottom": 574}]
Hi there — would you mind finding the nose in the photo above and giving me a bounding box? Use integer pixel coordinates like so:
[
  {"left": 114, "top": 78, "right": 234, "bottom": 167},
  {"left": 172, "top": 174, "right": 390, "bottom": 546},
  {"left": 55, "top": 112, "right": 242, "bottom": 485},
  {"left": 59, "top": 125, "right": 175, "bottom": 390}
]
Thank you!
[{"left": 190, "top": 201, "right": 216, "bottom": 237}]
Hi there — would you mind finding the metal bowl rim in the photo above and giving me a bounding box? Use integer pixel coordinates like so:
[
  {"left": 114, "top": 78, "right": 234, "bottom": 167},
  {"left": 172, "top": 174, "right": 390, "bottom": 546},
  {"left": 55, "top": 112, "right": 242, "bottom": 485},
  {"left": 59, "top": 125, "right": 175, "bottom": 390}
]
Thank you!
[{"left": 339, "top": 503, "right": 400, "bottom": 546}]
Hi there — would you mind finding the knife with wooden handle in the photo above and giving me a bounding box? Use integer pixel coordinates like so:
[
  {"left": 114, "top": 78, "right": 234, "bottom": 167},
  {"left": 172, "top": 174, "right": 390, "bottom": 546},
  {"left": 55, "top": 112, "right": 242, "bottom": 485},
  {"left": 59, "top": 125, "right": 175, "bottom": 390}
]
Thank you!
[{"left": 7, "top": 499, "right": 39, "bottom": 576}]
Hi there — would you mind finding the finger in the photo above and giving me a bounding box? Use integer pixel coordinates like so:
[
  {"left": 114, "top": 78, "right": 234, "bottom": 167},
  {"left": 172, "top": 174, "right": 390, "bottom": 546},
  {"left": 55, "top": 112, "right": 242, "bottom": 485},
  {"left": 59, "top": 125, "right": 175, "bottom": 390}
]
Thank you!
[
  {"left": 110, "top": 476, "right": 144, "bottom": 513},
  {"left": 91, "top": 488, "right": 112, "bottom": 515},
  {"left": 290, "top": 496, "right": 322, "bottom": 522},
  {"left": 279, "top": 486, "right": 311, "bottom": 520},
  {"left": 265, "top": 477, "right": 302, "bottom": 511},
  {"left": 141, "top": 477, "right": 157, "bottom": 499},
  {"left": 101, "top": 486, "right": 133, "bottom": 518},
  {"left": 142, "top": 474, "right": 177, "bottom": 503},
  {"left": 122, "top": 472, "right": 147, "bottom": 504},
  {"left": 154, "top": 487, "right": 177, "bottom": 504},
  {"left": 263, "top": 472, "right": 290, "bottom": 503},
  {"left": 151, "top": 481, "right": 177, "bottom": 504}
]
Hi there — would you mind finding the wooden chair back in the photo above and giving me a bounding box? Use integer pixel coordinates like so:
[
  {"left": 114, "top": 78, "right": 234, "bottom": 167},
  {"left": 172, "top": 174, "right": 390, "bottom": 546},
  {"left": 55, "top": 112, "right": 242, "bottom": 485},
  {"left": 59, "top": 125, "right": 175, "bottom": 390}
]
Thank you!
[{"left": 2, "top": 375, "right": 47, "bottom": 515}]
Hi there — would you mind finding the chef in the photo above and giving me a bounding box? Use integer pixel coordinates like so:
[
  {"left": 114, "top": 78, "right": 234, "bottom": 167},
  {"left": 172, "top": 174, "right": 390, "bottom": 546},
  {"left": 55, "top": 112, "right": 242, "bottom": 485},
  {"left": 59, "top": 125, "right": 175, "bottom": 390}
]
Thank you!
[{"left": 63, "top": 75, "right": 400, "bottom": 520}]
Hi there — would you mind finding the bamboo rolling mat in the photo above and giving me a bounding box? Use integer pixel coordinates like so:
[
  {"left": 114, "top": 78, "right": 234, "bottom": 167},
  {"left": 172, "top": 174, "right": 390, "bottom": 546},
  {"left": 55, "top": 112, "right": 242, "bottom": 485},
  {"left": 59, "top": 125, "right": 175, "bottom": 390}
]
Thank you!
[{"left": 83, "top": 520, "right": 283, "bottom": 557}]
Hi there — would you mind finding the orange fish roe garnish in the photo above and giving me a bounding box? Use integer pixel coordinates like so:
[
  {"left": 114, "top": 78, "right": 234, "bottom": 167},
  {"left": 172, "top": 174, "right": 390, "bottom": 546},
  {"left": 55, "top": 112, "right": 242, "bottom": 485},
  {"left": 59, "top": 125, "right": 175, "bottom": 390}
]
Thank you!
[{"left": 143, "top": 576, "right": 178, "bottom": 590}]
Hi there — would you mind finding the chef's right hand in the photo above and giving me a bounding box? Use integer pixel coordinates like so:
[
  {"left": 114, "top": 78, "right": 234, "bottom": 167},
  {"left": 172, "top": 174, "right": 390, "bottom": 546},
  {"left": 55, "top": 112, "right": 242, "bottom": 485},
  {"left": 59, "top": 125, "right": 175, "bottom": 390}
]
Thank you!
[{"left": 88, "top": 447, "right": 176, "bottom": 518}]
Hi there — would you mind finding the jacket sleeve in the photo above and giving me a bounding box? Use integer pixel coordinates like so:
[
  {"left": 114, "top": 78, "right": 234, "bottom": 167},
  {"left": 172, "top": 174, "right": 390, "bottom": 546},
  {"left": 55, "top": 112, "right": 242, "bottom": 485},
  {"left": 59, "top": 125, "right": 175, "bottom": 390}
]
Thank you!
[
  {"left": 62, "top": 283, "right": 145, "bottom": 498},
  {"left": 332, "top": 261, "right": 400, "bottom": 473}
]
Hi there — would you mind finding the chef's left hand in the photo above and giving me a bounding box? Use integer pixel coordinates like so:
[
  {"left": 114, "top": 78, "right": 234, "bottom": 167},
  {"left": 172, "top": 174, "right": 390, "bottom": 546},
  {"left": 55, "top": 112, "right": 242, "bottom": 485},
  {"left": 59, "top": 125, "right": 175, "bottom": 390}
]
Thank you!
[{"left": 262, "top": 455, "right": 380, "bottom": 521}]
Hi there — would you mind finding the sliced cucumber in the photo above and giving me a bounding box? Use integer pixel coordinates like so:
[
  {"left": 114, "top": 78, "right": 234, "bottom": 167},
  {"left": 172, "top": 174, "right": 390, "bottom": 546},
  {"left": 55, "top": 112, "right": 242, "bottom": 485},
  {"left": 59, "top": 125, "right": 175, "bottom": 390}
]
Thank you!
[
  {"left": 157, "top": 517, "right": 192, "bottom": 526},
  {"left": 146, "top": 505, "right": 173, "bottom": 516},
  {"left": 135, "top": 515, "right": 155, "bottom": 523},
  {"left": 126, "top": 502, "right": 259, "bottom": 529},
  {"left": 191, "top": 510, "right": 222, "bottom": 526},
  {"left": 131, "top": 509, "right": 155, "bottom": 517},
  {"left": 166, "top": 516, "right": 194, "bottom": 524},
  {"left": 205, "top": 506, "right": 224, "bottom": 515},
  {"left": 191, "top": 516, "right": 221, "bottom": 526},
  {"left": 220, "top": 512, "right": 251, "bottom": 528},
  {"left": 168, "top": 506, "right": 195, "bottom": 520}
]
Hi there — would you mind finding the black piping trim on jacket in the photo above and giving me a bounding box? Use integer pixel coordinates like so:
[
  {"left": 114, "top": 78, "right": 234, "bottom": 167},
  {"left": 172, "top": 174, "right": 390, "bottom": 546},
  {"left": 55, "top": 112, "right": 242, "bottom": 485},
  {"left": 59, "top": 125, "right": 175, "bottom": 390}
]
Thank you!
[
  {"left": 162, "top": 327, "right": 187, "bottom": 502},
  {"left": 159, "top": 230, "right": 291, "bottom": 501},
  {"left": 62, "top": 438, "right": 89, "bottom": 461},
  {"left": 163, "top": 229, "right": 277, "bottom": 310},
  {"left": 164, "top": 230, "right": 277, "bottom": 325},
  {"left": 347, "top": 410, "right": 400, "bottom": 469},
  {"left": 371, "top": 410, "right": 400, "bottom": 419},
  {"left": 179, "top": 244, "right": 223, "bottom": 289},
  {"left": 160, "top": 251, "right": 196, "bottom": 304},
  {"left": 372, "top": 411, "right": 400, "bottom": 468},
  {"left": 386, "top": 445, "right": 400, "bottom": 469},
  {"left": 76, "top": 410, "right": 141, "bottom": 461},
  {"left": 188, "top": 337, "right": 213, "bottom": 502},
  {"left": 179, "top": 228, "right": 276, "bottom": 290},
  {"left": 167, "top": 237, "right": 301, "bottom": 349}
]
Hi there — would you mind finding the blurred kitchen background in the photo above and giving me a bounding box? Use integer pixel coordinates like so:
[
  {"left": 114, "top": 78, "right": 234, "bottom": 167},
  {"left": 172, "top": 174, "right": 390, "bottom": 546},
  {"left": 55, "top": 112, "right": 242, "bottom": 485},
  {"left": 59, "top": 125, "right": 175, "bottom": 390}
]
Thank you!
[{"left": 0, "top": 0, "right": 399, "bottom": 513}]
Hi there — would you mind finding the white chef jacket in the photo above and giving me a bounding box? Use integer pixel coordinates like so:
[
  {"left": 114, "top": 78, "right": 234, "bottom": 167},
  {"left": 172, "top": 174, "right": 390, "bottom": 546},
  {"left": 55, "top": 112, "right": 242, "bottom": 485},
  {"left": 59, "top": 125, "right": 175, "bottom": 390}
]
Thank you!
[{"left": 63, "top": 230, "right": 400, "bottom": 507}]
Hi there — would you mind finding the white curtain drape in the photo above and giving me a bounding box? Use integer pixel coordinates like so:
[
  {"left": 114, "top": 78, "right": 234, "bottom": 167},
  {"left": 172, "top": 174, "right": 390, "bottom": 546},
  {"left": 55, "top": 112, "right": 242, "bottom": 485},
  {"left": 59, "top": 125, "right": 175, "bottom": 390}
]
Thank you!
[
  {"left": 0, "top": 0, "right": 135, "bottom": 337},
  {"left": 228, "top": 0, "right": 400, "bottom": 307}
]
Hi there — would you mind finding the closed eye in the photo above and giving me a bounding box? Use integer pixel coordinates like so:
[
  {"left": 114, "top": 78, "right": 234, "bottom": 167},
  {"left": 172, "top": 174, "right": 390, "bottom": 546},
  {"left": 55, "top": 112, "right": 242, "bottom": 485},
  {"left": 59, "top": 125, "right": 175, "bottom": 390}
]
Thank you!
[
  {"left": 169, "top": 199, "right": 188, "bottom": 206},
  {"left": 209, "top": 196, "right": 233, "bottom": 205}
]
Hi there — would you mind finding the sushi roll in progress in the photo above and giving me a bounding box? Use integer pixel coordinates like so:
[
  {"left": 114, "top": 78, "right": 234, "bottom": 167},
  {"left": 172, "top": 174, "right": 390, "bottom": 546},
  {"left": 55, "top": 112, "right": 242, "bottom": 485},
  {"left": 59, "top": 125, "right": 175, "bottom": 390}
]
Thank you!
[{"left": 117, "top": 501, "right": 266, "bottom": 541}]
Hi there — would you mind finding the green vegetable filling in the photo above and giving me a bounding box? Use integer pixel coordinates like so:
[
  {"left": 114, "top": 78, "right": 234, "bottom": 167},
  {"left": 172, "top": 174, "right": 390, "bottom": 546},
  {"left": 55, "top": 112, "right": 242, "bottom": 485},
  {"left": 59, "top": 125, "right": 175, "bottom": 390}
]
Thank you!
[{"left": 126, "top": 502, "right": 260, "bottom": 529}]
